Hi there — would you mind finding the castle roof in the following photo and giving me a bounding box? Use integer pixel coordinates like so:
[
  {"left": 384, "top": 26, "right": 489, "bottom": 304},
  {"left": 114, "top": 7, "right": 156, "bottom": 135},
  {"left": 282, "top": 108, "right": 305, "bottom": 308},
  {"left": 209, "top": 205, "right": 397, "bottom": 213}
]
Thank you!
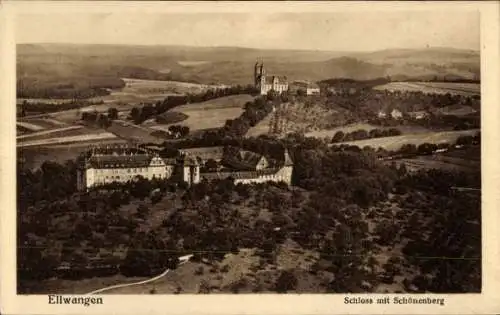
[
  {"left": 179, "top": 146, "right": 225, "bottom": 161},
  {"left": 201, "top": 168, "right": 280, "bottom": 181},
  {"left": 223, "top": 149, "right": 267, "bottom": 171},
  {"left": 87, "top": 154, "right": 153, "bottom": 169}
]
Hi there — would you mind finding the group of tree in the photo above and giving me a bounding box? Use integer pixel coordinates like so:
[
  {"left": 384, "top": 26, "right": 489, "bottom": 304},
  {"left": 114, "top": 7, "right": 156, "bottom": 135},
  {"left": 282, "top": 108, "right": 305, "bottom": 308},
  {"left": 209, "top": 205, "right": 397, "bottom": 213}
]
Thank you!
[
  {"left": 331, "top": 128, "right": 402, "bottom": 143},
  {"left": 81, "top": 110, "right": 112, "bottom": 128},
  {"left": 17, "top": 128, "right": 481, "bottom": 293},
  {"left": 167, "top": 125, "right": 190, "bottom": 138}
]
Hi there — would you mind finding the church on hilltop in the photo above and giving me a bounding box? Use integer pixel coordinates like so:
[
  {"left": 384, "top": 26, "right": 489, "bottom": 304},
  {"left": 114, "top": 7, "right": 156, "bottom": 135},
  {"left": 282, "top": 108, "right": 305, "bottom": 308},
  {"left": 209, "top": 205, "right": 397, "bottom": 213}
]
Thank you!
[
  {"left": 254, "top": 61, "right": 289, "bottom": 95},
  {"left": 76, "top": 144, "right": 294, "bottom": 191}
]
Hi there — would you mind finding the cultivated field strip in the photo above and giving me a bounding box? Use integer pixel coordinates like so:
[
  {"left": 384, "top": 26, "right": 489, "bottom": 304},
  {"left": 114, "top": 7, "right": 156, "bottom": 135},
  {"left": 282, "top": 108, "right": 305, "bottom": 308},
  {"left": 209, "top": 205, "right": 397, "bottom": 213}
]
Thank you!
[
  {"left": 17, "top": 125, "right": 84, "bottom": 140},
  {"left": 17, "top": 132, "right": 117, "bottom": 148},
  {"left": 17, "top": 121, "right": 45, "bottom": 131}
]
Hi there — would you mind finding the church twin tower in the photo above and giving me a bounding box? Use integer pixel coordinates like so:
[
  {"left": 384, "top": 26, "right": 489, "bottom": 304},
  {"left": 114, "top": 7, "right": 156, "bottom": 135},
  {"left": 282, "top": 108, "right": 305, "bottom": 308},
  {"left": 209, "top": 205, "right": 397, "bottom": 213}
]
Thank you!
[{"left": 253, "top": 61, "right": 288, "bottom": 95}]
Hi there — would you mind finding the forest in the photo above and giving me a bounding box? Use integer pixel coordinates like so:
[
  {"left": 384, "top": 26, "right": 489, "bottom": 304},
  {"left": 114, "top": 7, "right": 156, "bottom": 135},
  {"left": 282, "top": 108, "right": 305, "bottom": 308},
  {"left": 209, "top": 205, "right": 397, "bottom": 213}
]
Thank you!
[{"left": 17, "top": 133, "right": 481, "bottom": 293}]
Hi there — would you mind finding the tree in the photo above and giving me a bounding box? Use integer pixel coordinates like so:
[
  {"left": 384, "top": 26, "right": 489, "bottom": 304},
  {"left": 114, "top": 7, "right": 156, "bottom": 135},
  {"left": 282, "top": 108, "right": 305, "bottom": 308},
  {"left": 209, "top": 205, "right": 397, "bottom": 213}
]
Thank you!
[
  {"left": 274, "top": 270, "right": 298, "bottom": 293},
  {"left": 332, "top": 131, "right": 345, "bottom": 143},
  {"left": 108, "top": 107, "right": 119, "bottom": 120},
  {"left": 180, "top": 126, "right": 190, "bottom": 137}
]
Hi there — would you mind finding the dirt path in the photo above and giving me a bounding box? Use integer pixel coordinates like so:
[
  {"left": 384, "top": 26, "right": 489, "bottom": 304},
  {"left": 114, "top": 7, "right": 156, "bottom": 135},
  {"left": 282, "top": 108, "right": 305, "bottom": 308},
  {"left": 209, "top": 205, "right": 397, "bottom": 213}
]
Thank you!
[{"left": 85, "top": 254, "right": 192, "bottom": 295}]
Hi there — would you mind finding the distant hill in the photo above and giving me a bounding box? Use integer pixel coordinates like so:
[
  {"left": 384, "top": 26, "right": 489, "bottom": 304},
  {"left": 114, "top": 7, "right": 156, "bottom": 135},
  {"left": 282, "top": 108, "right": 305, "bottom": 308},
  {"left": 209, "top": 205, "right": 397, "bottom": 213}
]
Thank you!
[{"left": 17, "top": 44, "right": 480, "bottom": 96}]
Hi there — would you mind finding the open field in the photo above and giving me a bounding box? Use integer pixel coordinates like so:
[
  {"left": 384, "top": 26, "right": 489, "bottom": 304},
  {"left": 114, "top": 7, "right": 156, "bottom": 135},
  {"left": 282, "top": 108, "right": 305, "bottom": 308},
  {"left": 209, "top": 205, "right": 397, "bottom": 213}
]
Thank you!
[
  {"left": 148, "top": 94, "right": 254, "bottom": 133},
  {"left": 333, "top": 129, "right": 479, "bottom": 151},
  {"left": 18, "top": 78, "right": 219, "bottom": 107},
  {"left": 373, "top": 81, "right": 480, "bottom": 96},
  {"left": 95, "top": 78, "right": 220, "bottom": 105},
  {"left": 392, "top": 146, "right": 481, "bottom": 173},
  {"left": 19, "top": 139, "right": 129, "bottom": 170},
  {"left": 107, "top": 120, "right": 167, "bottom": 144}
]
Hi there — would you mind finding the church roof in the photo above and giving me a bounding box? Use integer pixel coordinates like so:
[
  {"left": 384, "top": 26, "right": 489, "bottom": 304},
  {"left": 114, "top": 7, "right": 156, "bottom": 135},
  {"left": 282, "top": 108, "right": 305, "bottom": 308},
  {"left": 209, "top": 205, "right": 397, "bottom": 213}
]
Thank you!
[{"left": 264, "top": 76, "right": 288, "bottom": 85}]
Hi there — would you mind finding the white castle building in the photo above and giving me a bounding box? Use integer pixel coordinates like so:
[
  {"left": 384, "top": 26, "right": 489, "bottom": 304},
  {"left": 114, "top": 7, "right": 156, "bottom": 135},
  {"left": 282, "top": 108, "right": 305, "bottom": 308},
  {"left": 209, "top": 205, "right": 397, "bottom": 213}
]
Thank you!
[{"left": 76, "top": 145, "right": 293, "bottom": 191}]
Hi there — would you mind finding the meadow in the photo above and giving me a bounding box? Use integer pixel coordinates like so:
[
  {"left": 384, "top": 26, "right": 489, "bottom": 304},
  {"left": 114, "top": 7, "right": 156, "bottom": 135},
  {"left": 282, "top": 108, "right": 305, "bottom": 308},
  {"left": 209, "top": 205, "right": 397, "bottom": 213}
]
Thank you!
[{"left": 148, "top": 94, "right": 254, "bottom": 133}]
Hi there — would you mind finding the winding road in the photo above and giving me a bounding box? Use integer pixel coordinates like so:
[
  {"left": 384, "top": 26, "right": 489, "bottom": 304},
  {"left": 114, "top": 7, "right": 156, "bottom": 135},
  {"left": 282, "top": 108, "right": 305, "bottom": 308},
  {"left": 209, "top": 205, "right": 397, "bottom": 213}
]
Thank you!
[{"left": 85, "top": 254, "right": 193, "bottom": 295}]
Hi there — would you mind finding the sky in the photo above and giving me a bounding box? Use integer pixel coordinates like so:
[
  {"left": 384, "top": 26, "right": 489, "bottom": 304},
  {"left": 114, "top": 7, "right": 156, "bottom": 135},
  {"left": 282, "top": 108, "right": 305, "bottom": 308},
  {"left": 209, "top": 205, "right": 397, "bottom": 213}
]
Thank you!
[{"left": 16, "top": 11, "right": 480, "bottom": 52}]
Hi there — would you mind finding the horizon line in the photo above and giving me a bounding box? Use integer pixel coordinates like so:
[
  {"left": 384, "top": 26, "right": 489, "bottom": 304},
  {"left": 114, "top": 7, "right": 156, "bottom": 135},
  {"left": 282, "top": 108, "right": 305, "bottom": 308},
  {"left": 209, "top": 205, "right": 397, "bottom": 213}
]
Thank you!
[{"left": 16, "top": 42, "right": 480, "bottom": 54}]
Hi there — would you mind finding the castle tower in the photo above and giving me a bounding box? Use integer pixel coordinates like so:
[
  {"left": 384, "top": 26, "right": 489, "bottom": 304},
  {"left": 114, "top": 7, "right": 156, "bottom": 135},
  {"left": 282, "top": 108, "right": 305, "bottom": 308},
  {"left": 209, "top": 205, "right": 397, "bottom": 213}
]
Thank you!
[{"left": 178, "top": 154, "right": 200, "bottom": 186}]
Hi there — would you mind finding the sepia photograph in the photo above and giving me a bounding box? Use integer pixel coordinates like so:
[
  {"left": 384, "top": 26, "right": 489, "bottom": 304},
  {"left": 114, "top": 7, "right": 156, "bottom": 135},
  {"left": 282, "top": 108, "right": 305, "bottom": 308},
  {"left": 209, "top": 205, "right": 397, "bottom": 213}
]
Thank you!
[
  {"left": 1, "top": 1, "right": 500, "bottom": 314},
  {"left": 14, "top": 7, "right": 483, "bottom": 295}
]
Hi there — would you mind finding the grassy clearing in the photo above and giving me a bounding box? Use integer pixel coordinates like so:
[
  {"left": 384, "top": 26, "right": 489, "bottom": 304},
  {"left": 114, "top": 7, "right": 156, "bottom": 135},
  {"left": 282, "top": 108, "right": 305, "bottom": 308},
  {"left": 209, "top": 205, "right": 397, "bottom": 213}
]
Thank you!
[
  {"left": 147, "top": 94, "right": 254, "bottom": 133},
  {"left": 335, "top": 129, "right": 479, "bottom": 151},
  {"left": 373, "top": 82, "right": 480, "bottom": 96},
  {"left": 19, "top": 140, "right": 129, "bottom": 170}
]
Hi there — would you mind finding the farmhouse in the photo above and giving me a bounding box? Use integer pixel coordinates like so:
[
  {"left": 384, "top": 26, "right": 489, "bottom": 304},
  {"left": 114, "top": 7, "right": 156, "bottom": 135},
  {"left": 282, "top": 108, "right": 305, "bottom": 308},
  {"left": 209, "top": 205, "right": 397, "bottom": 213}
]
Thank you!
[
  {"left": 377, "top": 110, "right": 387, "bottom": 118},
  {"left": 408, "top": 111, "right": 429, "bottom": 120},
  {"left": 291, "top": 80, "right": 321, "bottom": 95},
  {"left": 77, "top": 145, "right": 294, "bottom": 190},
  {"left": 254, "top": 62, "right": 288, "bottom": 95},
  {"left": 391, "top": 109, "right": 403, "bottom": 119}
]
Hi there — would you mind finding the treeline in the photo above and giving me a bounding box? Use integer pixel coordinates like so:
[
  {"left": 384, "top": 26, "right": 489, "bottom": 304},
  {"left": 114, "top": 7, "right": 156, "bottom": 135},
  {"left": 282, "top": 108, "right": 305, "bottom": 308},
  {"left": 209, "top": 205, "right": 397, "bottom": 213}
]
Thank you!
[
  {"left": 129, "top": 85, "right": 258, "bottom": 125},
  {"left": 17, "top": 76, "right": 125, "bottom": 99},
  {"left": 331, "top": 128, "right": 402, "bottom": 143}
]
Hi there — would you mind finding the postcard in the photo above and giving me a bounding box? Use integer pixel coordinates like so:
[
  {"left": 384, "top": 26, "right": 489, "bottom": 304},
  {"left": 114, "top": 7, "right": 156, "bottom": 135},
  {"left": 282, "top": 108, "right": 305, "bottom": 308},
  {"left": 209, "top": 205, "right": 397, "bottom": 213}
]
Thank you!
[{"left": 1, "top": 1, "right": 499, "bottom": 314}]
